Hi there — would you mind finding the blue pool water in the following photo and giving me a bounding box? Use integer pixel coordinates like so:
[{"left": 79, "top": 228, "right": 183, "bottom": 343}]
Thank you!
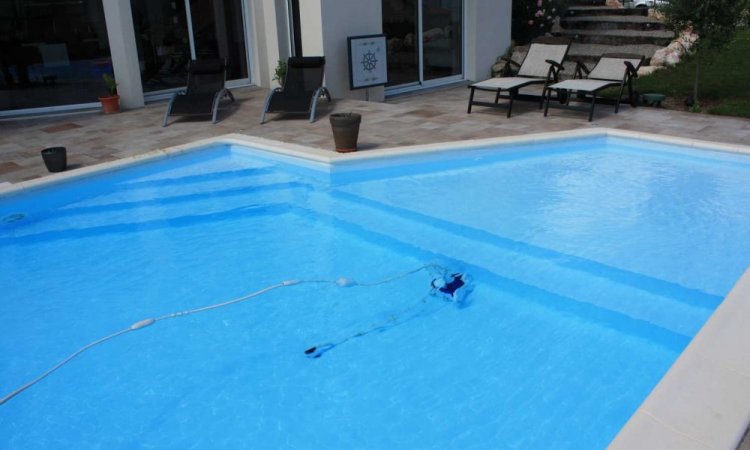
[{"left": 2, "top": 136, "right": 750, "bottom": 449}]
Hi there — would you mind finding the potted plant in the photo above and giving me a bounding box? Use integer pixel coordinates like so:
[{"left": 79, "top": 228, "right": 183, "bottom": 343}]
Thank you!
[
  {"left": 272, "top": 59, "right": 287, "bottom": 88},
  {"left": 330, "top": 112, "right": 362, "bottom": 153},
  {"left": 40, "top": 146, "right": 67, "bottom": 172},
  {"left": 99, "top": 73, "right": 120, "bottom": 114}
]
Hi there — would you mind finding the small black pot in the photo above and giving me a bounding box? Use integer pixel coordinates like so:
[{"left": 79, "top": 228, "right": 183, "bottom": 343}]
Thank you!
[
  {"left": 41, "top": 147, "right": 67, "bottom": 173},
  {"left": 330, "top": 113, "right": 362, "bottom": 153}
]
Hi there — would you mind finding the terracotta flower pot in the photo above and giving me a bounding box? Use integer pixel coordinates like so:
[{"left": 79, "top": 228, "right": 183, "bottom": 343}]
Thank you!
[
  {"left": 330, "top": 113, "right": 361, "bottom": 153},
  {"left": 99, "top": 95, "right": 120, "bottom": 114}
]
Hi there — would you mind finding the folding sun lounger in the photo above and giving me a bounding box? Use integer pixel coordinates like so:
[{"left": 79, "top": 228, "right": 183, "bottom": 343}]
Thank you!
[
  {"left": 260, "top": 56, "right": 331, "bottom": 124},
  {"left": 162, "top": 58, "right": 235, "bottom": 127},
  {"left": 467, "top": 37, "right": 571, "bottom": 118},
  {"left": 543, "top": 53, "right": 645, "bottom": 122}
]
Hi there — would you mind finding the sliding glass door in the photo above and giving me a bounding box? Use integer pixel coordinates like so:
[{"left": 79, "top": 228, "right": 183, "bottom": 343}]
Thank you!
[
  {"left": 0, "top": 0, "right": 112, "bottom": 112},
  {"left": 382, "top": 0, "right": 463, "bottom": 91},
  {"left": 131, "top": 0, "right": 249, "bottom": 95}
]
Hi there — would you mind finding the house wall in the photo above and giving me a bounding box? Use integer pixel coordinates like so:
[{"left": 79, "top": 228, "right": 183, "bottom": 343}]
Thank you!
[
  {"left": 465, "top": 0, "right": 512, "bottom": 83},
  {"left": 290, "top": 0, "right": 511, "bottom": 100},
  {"left": 102, "top": 0, "right": 144, "bottom": 109},
  {"left": 319, "top": 0, "right": 385, "bottom": 101},
  {"left": 298, "top": 0, "right": 325, "bottom": 57},
  {"left": 248, "top": 0, "right": 290, "bottom": 89}
]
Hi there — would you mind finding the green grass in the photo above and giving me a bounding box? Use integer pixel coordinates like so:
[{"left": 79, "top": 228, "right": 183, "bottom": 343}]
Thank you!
[{"left": 633, "top": 27, "right": 750, "bottom": 118}]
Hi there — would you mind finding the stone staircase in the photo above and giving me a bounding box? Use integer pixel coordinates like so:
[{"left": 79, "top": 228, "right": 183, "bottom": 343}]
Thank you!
[{"left": 559, "top": 2, "right": 674, "bottom": 66}]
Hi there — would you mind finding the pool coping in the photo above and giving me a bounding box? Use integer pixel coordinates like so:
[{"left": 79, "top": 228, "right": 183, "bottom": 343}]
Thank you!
[{"left": 2, "top": 128, "right": 750, "bottom": 449}]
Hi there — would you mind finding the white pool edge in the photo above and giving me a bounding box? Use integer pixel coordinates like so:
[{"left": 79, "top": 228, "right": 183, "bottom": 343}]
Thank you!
[
  {"left": 2, "top": 128, "right": 749, "bottom": 449},
  {"left": 608, "top": 267, "right": 750, "bottom": 450}
]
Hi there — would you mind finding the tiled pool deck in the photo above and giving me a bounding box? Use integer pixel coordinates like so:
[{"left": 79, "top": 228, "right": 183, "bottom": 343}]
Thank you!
[
  {"left": 1, "top": 86, "right": 750, "bottom": 449},
  {"left": 2, "top": 85, "right": 750, "bottom": 184}
]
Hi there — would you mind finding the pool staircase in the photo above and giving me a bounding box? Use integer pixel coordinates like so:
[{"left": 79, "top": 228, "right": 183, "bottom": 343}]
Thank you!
[
  {"left": 22, "top": 160, "right": 717, "bottom": 354},
  {"left": 304, "top": 188, "right": 719, "bottom": 350},
  {"left": 559, "top": 2, "right": 673, "bottom": 67}
]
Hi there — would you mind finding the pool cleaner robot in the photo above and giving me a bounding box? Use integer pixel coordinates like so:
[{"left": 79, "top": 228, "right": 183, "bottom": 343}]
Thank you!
[
  {"left": 430, "top": 272, "right": 472, "bottom": 305},
  {"left": 304, "top": 271, "right": 472, "bottom": 359}
]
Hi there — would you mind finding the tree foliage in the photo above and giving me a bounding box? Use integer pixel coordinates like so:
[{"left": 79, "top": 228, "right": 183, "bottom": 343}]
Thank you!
[
  {"left": 658, "top": 0, "right": 750, "bottom": 104},
  {"left": 660, "top": 0, "right": 750, "bottom": 48}
]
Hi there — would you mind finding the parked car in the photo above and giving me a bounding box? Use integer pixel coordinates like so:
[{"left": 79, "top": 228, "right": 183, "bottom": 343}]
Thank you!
[{"left": 625, "top": 0, "right": 665, "bottom": 8}]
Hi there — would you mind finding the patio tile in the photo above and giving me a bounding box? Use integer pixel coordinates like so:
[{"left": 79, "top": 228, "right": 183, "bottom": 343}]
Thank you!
[
  {"left": 1, "top": 85, "right": 749, "bottom": 184},
  {"left": 41, "top": 122, "right": 83, "bottom": 133}
]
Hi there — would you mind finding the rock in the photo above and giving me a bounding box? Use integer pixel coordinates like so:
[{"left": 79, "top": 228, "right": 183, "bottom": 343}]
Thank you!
[
  {"left": 511, "top": 48, "right": 528, "bottom": 65},
  {"left": 492, "top": 61, "right": 509, "bottom": 77},
  {"left": 638, "top": 65, "right": 665, "bottom": 76},
  {"left": 550, "top": 16, "right": 563, "bottom": 35},
  {"left": 649, "top": 29, "right": 699, "bottom": 67}
]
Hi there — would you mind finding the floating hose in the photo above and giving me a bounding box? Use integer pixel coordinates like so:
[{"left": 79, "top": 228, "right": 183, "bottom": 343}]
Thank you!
[
  {"left": 0, "top": 263, "right": 457, "bottom": 406},
  {"left": 304, "top": 273, "right": 472, "bottom": 358},
  {"left": 304, "top": 295, "right": 446, "bottom": 359}
]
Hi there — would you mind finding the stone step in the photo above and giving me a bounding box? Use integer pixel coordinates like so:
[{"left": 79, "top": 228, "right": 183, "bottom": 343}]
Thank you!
[
  {"left": 564, "top": 42, "right": 664, "bottom": 67},
  {"left": 559, "top": 28, "right": 674, "bottom": 46},
  {"left": 562, "top": 15, "right": 666, "bottom": 31},
  {"left": 306, "top": 189, "right": 717, "bottom": 341},
  {"left": 569, "top": 0, "right": 607, "bottom": 5},
  {"left": 566, "top": 6, "right": 648, "bottom": 17}
]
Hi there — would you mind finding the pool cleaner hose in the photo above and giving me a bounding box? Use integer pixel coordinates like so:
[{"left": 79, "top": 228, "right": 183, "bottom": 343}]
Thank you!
[{"left": 0, "top": 263, "right": 463, "bottom": 406}]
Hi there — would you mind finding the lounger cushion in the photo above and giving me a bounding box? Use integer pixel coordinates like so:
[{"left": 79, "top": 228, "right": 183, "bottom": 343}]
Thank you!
[
  {"left": 470, "top": 77, "right": 546, "bottom": 90},
  {"left": 548, "top": 79, "right": 618, "bottom": 92},
  {"left": 588, "top": 57, "right": 644, "bottom": 81},
  {"left": 517, "top": 44, "right": 569, "bottom": 78}
]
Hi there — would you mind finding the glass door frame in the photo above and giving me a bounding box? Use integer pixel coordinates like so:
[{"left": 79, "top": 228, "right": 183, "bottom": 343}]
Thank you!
[
  {"left": 385, "top": 0, "right": 465, "bottom": 96},
  {"left": 143, "top": 0, "right": 254, "bottom": 102}
]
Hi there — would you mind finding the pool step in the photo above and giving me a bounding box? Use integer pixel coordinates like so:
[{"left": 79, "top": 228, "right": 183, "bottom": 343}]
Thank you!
[{"left": 305, "top": 190, "right": 718, "bottom": 338}]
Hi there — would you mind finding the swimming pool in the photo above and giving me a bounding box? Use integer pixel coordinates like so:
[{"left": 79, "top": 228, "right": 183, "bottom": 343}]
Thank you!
[{"left": 2, "top": 131, "right": 750, "bottom": 449}]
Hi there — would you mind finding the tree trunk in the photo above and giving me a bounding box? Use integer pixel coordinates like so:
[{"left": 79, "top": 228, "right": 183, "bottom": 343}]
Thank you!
[{"left": 693, "top": 48, "right": 700, "bottom": 104}]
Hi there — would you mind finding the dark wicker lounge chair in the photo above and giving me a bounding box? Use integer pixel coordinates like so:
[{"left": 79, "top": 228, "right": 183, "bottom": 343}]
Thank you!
[
  {"left": 260, "top": 56, "right": 331, "bottom": 124},
  {"left": 543, "top": 53, "right": 644, "bottom": 122},
  {"left": 162, "top": 59, "right": 234, "bottom": 127},
  {"left": 467, "top": 37, "right": 571, "bottom": 118}
]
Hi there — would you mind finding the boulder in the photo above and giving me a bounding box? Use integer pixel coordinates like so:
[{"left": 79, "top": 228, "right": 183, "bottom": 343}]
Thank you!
[
  {"left": 649, "top": 29, "right": 699, "bottom": 67},
  {"left": 638, "top": 65, "right": 665, "bottom": 76}
]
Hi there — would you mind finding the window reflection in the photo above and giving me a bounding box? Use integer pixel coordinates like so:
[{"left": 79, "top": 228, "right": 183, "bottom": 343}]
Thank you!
[
  {"left": 131, "top": 0, "right": 248, "bottom": 94},
  {"left": 382, "top": 0, "right": 463, "bottom": 89},
  {"left": 383, "top": 0, "right": 419, "bottom": 87},
  {"left": 422, "top": 0, "right": 462, "bottom": 81},
  {"left": 0, "top": 0, "right": 112, "bottom": 111},
  {"left": 131, "top": 0, "right": 191, "bottom": 93}
]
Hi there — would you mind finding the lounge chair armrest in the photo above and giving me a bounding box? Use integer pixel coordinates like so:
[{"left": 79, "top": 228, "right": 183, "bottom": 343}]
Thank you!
[
  {"left": 545, "top": 59, "right": 565, "bottom": 71},
  {"left": 500, "top": 57, "right": 522, "bottom": 69},
  {"left": 546, "top": 60, "right": 565, "bottom": 70},
  {"left": 575, "top": 60, "right": 590, "bottom": 79},
  {"left": 499, "top": 57, "right": 521, "bottom": 76},
  {"left": 624, "top": 61, "right": 638, "bottom": 79}
]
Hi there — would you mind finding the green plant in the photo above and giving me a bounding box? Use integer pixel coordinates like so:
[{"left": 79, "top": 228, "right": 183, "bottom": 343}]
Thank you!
[
  {"left": 689, "top": 102, "right": 702, "bottom": 113},
  {"left": 272, "top": 60, "right": 288, "bottom": 86},
  {"left": 102, "top": 73, "right": 117, "bottom": 96},
  {"left": 604, "top": 28, "right": 750, "bottom": 117},
  {"left": 512, "top": 0, "right": 568, "bottom": 43},
  {"left": 658, "top": 0, "right": 750, "bottom": 102}
]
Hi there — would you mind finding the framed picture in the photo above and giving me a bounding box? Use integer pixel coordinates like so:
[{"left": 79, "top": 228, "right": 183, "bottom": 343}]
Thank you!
[{"left": 347, "top": 34, "right": 388, "bottom": 90}]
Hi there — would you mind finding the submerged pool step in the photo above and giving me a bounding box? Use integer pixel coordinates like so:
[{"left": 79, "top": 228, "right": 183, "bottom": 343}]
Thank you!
[
  {"left": 5, "top": 179, "right": 312, "bottom": 241},
  {"left": 294, "top": 200, "right": 690, "bottom": 351},
  {"left": 305, "top": 191, "right": 718, "bottom": 338}
]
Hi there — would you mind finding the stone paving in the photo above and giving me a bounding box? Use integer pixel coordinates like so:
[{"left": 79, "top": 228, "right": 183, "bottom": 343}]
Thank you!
[{"left": 1, "top": 84, "right": 750, "bottom": 184}]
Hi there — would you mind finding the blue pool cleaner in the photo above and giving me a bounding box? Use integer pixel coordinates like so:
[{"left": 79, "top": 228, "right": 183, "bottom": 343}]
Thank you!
[
  {"left": 304, "top": 271, "right": 472, "bottom": 359},
  {"left": 0, "top": 263, "right": 468, "bottom": 406},
  {"left": 430, "top": 272, "right": 472, "bottom": 305}
]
